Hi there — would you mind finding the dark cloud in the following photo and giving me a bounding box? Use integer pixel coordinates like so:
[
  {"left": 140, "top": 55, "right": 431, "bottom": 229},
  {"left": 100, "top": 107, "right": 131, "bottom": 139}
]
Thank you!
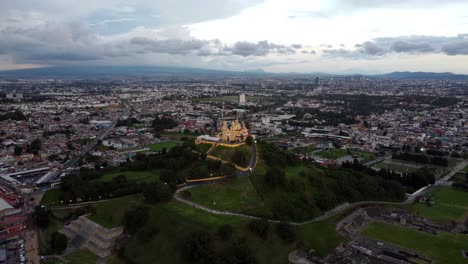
[
  {"left": 130, "top": 37, "right": 209, "bottom": 55},
  {"left": 225, "top": 41, "right": 297, "bottom": 57},
  {"left": 0, "top": 21, "right": 302, "bottom": 64},
  {"left": 323, "top": 34, "right": 468, "bottom": 58},
  {"left": 292, "top": 44, "right": 302, "bottom": 49},
  {"left": 390, "top": 41, "right": 435, "bottom": 53},
  {"left": 441, "top": 41, "right": 468, "bottom": 55},
  {"left": 356, "top": 41, "right": 385, "bottom": 55}
]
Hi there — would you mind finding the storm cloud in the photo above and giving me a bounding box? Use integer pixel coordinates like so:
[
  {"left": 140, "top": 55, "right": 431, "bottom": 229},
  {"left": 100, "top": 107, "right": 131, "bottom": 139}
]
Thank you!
[{"left": 323, "top": 34, "right": 468, "bottom": 58}]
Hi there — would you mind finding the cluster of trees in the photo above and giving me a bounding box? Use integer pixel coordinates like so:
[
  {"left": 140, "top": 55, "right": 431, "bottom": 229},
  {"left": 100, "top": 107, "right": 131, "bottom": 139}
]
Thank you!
[
  {"left": 27, "top": 138, "right": 42, "bottom": 155},
  {"left": 342, "top": 161, "right": 435, "bottom": 192},
  {"left": 261, "top": 142, "right": 299, "bottom": 168},
  {"left": 116, "top": 117, "right": 142, "bottom": 127},
  {"left": 392, "top": 152, "right": 449, "bottom": 166},
  {"left": 59, "top": 170, "right": 149, "bottom": 204},
  {"left": 43, "top": 128, "right": 74, "bottom": 138},
  {"left": 14, "top": 139, "right": 42, "bottom": 156},
  {"left": 58, "top": 142, "right": 234, "bottom": 204},
  {"left": 126, "top": 144, "right": 236, "bottom": 185},
  {"left": 248, "top": 219, "right": 296, "bottom": 243},
  {"left": 123, "top": 205, "right": 159, "bottom": 243},
  {"left": 0, "top": 110, "right": 26, "bottom": 121},
  {"left": 426, "top": 149, "right": 449, "bottom": 156},
  {"left": 152, "top": 116, "right": 178, "bottom": 131},
  {"left": 182, "top": 231, "right": 257, "bottom": 264},
  {"left": 257, "top": 145, "right": 437, "bottom": 221}
]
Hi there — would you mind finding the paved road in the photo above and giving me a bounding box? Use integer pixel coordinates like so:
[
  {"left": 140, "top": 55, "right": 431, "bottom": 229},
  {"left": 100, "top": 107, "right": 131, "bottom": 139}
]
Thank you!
[
  {"left": 438, "top": 159, "right": 467, "bottom": 183},
  {"left": 65, "top": 107, "right": 130, "bottom": 169},
  {"left": 175, "top": 185, "right": 417, "bottom": 226}
]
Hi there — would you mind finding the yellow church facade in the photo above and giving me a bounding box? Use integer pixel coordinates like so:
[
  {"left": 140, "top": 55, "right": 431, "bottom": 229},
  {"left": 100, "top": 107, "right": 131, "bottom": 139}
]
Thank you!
[{"left": 219, "top": 120, "right": 249, "bottom": 143}]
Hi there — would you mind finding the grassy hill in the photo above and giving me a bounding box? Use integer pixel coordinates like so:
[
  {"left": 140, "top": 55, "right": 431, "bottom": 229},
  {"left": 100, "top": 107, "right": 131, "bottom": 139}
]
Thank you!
[
  {"left": 210, "top": 144, "right": 252, "bottom": 167},
  {"left": 76, "top": 194, "right": 345, "bottom": 264}
]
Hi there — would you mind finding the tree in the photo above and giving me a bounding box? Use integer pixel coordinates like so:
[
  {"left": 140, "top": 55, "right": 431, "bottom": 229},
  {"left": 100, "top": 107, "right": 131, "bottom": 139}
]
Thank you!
[
  {"left": 245, "top": 136, "right": 254, "bottom": 145},
  {"left": 232, "top": 149, "right": 247, "bottom": 166},
  {"left": 137, "top": 225, "right": 158, "bottom": 243},
  {"left": 159, "top": 169, "right": 176, "bottom": 184},
  {"left": 248, "top": 219, "right": 269, "bottom": 239},
  {"left": 152, "top": 116, "right": 178, "bottom": 131},
  {"left": 51, "top": 232, "right": 67, "bottom": 253},
  {"left": 275, "top": 222, "right": 296, "bottom": 243},
  {"left": 143, "top": 182, "right": 173, "bottom": 203},
  {"left": 217, "top": 224, "right": 233, "bottom": 241},
  {"left": 33, "top": 206, "right": 50, "bottom": 228},
  {"left": 124, "top": 206, "right": 149, "bottom": 234},
  {"left": 182, "top": 231, "right": 214, "bottom": 263},
  {"left": 29, "top": 138, "right": 42, "bottom": 154},
  {"left": 14, "top": 145, "right": 22, "bottom": 156},
  {"left": 264, "top": 168, "right": 285, "bottom": 188},
  {"left": 315, "top": 189, "right": 337, "bottom": 211}
]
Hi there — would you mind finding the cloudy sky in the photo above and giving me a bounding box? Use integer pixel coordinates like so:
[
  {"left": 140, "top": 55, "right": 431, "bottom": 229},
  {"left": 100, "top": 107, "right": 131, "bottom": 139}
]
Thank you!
[{"left": 1, "top": 0, "right": 468, "bottom": 73}]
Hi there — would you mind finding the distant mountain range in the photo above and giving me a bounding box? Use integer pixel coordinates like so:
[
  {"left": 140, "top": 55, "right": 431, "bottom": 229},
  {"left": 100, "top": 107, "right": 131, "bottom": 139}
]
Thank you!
[
  {"left": 372, "top": 71, "right": 468, "bottom": 80},
  {"left": 0, "top": 66, "right": 467, "bottom": 80}
]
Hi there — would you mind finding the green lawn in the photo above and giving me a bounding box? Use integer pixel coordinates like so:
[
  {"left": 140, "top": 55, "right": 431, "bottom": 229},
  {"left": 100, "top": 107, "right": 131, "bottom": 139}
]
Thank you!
[
  {"left": 300, "top": 220, "right": 347, "bottom": 257},
  {"left": 210, "top": 144, "right": 252, "bottom": 167},
  {"left": 187, "top": 176, "right": 268, "bottom": 215},
  {"left": 196, "top": 142, "right": 213, "bottom": 154},
  {"left": 408, "top": 187, "right": 468, "bottom": 223},
  {"left": 315, "top": 148, "right": 375, "bottom": 162},
  {"left": 64, "top": 249, "right": 98, "bottom": 264},
  {"left": 41, "top": 189, "right": 64, "bottom": 206},
  {"left": 147, "top": 140, "right": 181, "bottom": 152},
  {"left": 363, "top": 221, "right": 468, "bottom": 264},
  {"left": 89, "top": 193, "right": 344, "bottom": 264},
  {"left": 42, "top": 250, "right": 99, "bottom": 264},
  {"left": 97, "top": 170, "right": 160, "bottom": 183},
  {"left": 87, "top": 195, "right": 142, "bottom": 228},
  {"left": 452, "top": 172, "right": 467, "bottom": 184},
  {"left": 373, "top": 162, "right": 421, "bottom": 173}
]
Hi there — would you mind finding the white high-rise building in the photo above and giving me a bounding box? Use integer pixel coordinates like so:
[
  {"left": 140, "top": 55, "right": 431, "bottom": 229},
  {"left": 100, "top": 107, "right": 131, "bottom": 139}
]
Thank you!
[{"left": 239, "top": 93, "right": 246, "bottom": 105}]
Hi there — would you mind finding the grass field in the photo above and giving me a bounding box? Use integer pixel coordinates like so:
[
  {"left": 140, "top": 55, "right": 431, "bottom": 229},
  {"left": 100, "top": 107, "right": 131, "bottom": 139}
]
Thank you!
[
  {"left": 187, "top": 176, "right": 269, "bottom": 216},
  {"left": 373, "top": 161, "right": 421, "bottom": 173},
  {"left": 87, "top": 195, "right": 142, "bottom": 228},
  {"left": 315, "top": 148, "right": 375, "bottom": 162},
  {"left": 64, "top": 249, "right": 98, "bottom": 264},
  {"left": 97, "top": 170, "right": 161, "bottom": 183},
  {"left": 93, "top": 195, "right": 345, "bottom": 264},
  {"left": 43, "top": 249, "right": 98, "bottom": 264},
  {"left": 147, "top": 140, "right": 181, "bottom": 152},
  {"left": 452, "top": 172, "right": 467, "bottom": 184},
  {"left": 41, "top": 189, "right": 63, "bottom": 206},
  {"left": 363, "top": 221, "right": 468, "bottom": 264},
  {"left": 210, "top": 144, "right": 252, "bottom": 167},
  {"left": 408, "top": 187, "right": 468, "bottom": 223},
  {"left": 196, "top": 142, "right": 213, "bottom": 153}
]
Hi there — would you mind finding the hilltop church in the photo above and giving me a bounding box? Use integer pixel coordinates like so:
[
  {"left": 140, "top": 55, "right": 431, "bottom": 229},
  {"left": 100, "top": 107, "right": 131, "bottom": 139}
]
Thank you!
[{"left": 219, "top": 120, "right": 249, "bottom": 143}]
